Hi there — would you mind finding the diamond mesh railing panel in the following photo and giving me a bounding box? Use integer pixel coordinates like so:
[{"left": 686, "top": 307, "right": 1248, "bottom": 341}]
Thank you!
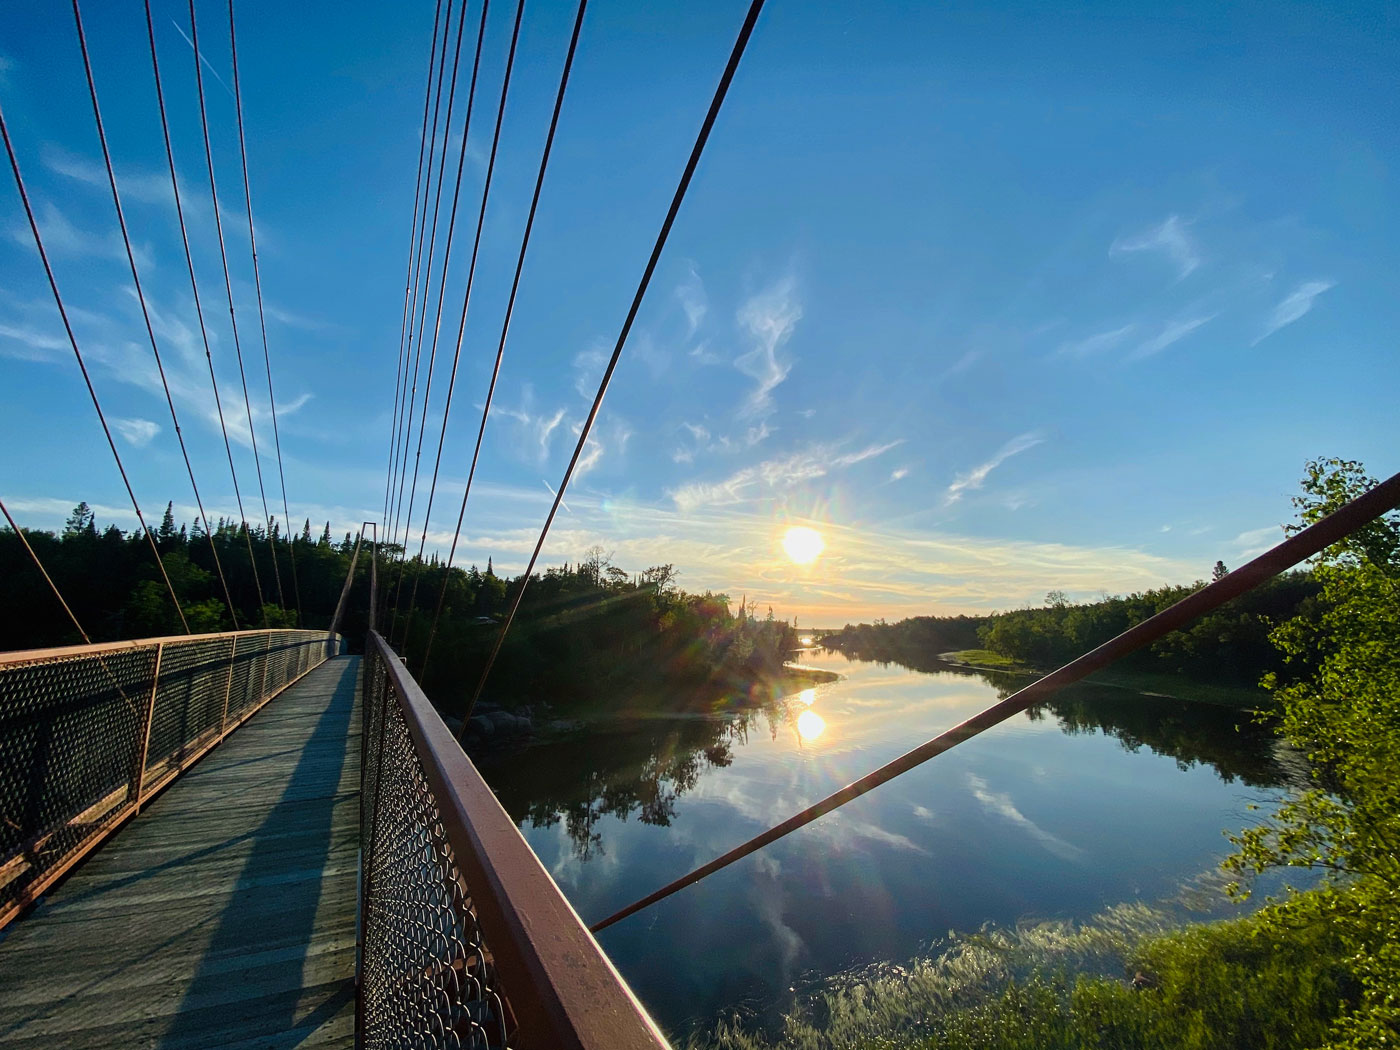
[
  {"left": 0, "top": 629, "right": 339, "bottom": 929},
  {"left": 232, "top": 633, "right": 271, "bottom": 721},
  {"left": 144, "top": 637, "right": 232, "bottom": 777},
  {"left": 361, "top": 644, "right": 512, "bottom": 1050},
  {"left": 0, "top": 646, "right": 155, "bottom": 917}
]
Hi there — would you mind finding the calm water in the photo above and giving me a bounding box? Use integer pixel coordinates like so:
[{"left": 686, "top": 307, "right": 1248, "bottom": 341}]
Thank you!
[{"left": 478, "top": 649, "right": 1286, "bottom": 1038}]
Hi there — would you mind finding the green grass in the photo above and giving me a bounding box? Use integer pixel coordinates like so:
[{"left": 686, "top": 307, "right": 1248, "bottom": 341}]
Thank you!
[
  {"left": 944, "top": 650, "right": 1269, "bottom": 710},
  {"left": 945, "top": 648, "right": 1029, "bottom": 671},
  {"left": 694, "top": 893, "right": 1357, "bottom": 1050}
]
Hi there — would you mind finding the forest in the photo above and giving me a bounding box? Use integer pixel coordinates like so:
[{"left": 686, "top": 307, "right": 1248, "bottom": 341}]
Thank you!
[
  {"left": 825, "top": 570, "right": 1321, "bottom": 689},
  {"left": 0, "top": 501, "right": 798, "bottom": 719}
]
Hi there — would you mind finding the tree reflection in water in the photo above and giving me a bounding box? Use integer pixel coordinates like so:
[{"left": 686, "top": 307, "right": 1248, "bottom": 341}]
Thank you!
[{"left": 478, "top": 653, "right": 1290, "bottom": 861}]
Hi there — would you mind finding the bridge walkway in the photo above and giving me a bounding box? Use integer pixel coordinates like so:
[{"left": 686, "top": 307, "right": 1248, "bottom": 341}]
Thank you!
[{"left": 0, "top": 656, "right": 362, "bottom": 1050}]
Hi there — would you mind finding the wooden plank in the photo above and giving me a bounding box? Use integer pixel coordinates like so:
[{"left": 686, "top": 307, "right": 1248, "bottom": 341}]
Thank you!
[{"left": 0, "top": 657, "right": 362, "bottom": 1049}]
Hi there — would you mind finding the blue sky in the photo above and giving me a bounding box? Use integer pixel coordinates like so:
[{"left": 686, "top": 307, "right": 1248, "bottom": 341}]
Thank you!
[{"left": 1, "top": 0, "right": 1396, "bottom": 624}]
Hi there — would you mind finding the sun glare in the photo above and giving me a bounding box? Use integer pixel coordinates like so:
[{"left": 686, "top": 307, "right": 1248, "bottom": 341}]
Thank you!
[
  {"left": 782, "top": 525, "right": 825, "bottom": 565},
  {"left": 796, "top": 709, "right": 826, "bottom": 742}
]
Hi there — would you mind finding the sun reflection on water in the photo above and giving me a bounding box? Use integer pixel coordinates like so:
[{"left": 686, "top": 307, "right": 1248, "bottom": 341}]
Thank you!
[
  {"left": 798, "top": 688, "right": 816, "bottom": 705},
  {"left": 796, "top": 708, "right": 826, "bottom": 742}
]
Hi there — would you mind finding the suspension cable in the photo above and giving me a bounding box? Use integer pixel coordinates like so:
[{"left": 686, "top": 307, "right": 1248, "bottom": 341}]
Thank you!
[
  {"left": 72, "top": 0, "right": 240, "bottom": 631},
  {"left": 1, "top": 495, "right": 147, "bottom": 717},
  {"left": 454, "top": 0, "right": 768, "bottom": 734},
  {"left": 388, "top": 0, "right": 458, "bottom": 558},
  {"left": 383, "top": 0, "right": 445, "bottom": 540},
  {"left": 146, "top": 0, "right": 267, "bottom": 625},
  {"left": 590, "top": 470, "right": 1400, "bottom": 932},
  {"left": 419, "top": 0, "right": 587, "bottom": 675},
  {"left": 188, "top": 0, "right": 286, "bottom": 613},
  {"left": 227, "top": 0, "right": 303, "bottom": 626},
  {"left": 0, "top": 104, "right": 190, "bottom": 634},
  {"left": 389, "top": 0, "right": 510, "bottom": 647}
]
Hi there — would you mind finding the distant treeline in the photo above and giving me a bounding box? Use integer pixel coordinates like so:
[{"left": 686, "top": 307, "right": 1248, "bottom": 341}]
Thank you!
[
  {"left": 823, "top": 571, "right": 1321, "bottom": 685},
  {"left": 1, "top": 502, "right": 797, "bottom": 717}
]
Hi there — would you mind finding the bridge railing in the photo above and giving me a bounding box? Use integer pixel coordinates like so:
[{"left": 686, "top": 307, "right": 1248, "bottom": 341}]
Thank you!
[
  {"left": 360, "top": 630, "right": 669, "bottom": 1050},
  {"left": 0, "top": 627, "right": 340, "bottom": 930}
]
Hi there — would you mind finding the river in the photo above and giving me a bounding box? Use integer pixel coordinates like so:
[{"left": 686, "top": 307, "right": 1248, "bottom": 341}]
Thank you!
[{"left": 476, "top": 647, "right": 1289, "bottom": 1039}]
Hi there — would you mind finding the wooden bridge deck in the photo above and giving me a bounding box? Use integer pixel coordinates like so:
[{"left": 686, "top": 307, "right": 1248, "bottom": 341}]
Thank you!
[{"left": 0, "top": 656, "right": 362, "bottom": 1050}]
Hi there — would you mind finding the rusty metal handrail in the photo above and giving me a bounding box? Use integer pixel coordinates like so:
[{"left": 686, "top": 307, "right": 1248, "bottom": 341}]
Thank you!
[
  {"left": 0, "top": 627, "right": 341, "bottom": 930},
  {"left": 359, "top": 630, "right": 669, "bottom": 1050}
]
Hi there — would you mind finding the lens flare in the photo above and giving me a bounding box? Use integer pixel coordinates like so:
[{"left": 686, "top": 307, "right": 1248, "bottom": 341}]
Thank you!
[
  {"left": 781, "top": 525, "right": 825, "bottom": 565},
  {"left": 796, "top": 709, "right": 826, "bottom": 742}
]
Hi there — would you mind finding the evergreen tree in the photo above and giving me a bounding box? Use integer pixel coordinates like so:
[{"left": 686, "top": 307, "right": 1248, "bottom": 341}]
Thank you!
[
  {"left": 319, "top": 522, "right": 331, "bottom": 548},
  {"left": 64, "top": 502, "right": 96, "bottom": 538},
  {"left": 1212, "top": 560, "right": 1229, "bottom": 581},
  {"left": 158, "top": 501, "right": 178, "bottom": 545}
]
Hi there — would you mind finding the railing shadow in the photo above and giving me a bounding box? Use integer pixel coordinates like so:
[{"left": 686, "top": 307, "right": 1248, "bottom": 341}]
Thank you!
[{"left": 155, "top": 658, "right": 358, "bottom": 1049}]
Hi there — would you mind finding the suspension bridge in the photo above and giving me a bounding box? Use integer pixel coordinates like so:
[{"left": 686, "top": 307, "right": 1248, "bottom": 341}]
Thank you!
[{"left": 1, "top": 1, "right": 1398, "bottom": 1048}]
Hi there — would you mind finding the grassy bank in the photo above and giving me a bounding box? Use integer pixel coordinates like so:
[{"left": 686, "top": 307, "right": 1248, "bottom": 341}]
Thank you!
[
  {"left": 943, "top": 650, "right": 1269, "bottom": 710},
  {"left": 696, "top": 890, "right": 1357, "bottom": 1050}
]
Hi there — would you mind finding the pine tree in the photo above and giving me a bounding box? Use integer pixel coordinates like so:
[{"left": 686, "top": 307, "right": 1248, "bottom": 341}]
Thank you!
[
  {"left": 319, "top": 522, "right": 332, "bottom": 548},
  {"left": 158, "top": 502, "right": 179, "bottom": 549},
  {"left": 302, "top": 519, "right": 312, "bottom": 543},
  {"left": 1212, "top": 560, "right": 1229, "bottom": 581},
  {"left": 64, "top": 502, "right": 96, "bottom": 537}
]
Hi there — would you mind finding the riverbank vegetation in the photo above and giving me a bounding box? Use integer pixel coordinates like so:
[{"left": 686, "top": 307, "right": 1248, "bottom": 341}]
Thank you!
[
  {"left": 824, "top": 574, "right": 1320, "bottom": 701},
  {"left": 706, "top": 459, "right": 1400, "bottom": 1050}
]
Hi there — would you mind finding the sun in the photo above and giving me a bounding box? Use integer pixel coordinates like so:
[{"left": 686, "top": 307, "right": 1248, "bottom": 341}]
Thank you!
[{"left": 781, "top": 525, "right": 825, "bottom": 565}]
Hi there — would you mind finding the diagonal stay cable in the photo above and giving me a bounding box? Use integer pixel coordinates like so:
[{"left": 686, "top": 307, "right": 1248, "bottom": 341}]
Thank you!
[
  {"left": 72, "top": 0, "right": 240, "bottom": 631},
  {"left": 391, "top": 0, "right": 513, "bottom": 648},
  {"left": 386, "top": 0, "right": 462, "bottom": 571},
  {"left": 455, "top": 0, "right": 769, "bottom": 737},
  {"left": 1, "top": 496, "right": 146, "bottom": 717},
  {"left": 419, "top": 0, "right": 588, "bottom": 676},
  {"left": 0, "top": 103, "right": 190, "bottom": 634},
  {"left": 387, "top": 0, "right": 453, "bottom": 545},
  {"left": 388, "top": 0, "right": 458, "bottom": 558},
  {"left": 386, "top": 0, "right": 494, "bottom": 647},
  {"left": 590, "top": 470, "right": 1400, "bottom": 932},
  {"left": 384, "top": 0, "right": 445, "bottom": 541},
  {"left": 1, "top": 496, "right": 95, "bottom": 645},
  {"left": 227, "top": 0, "right": 303, "bottom": 626},
  {"left": 188, "top": 0, "right": 285, "bottom": 613},
  {"left": 149, "top": 0, "right": 268, "bottom": 624}
]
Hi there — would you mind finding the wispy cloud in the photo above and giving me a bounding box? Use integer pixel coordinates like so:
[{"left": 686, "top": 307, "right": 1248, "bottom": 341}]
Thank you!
[
  {"left": 676, "top": 265, "right": 707, "bottom": 337},
  {"left": 890, "top": 467, "right": 909, "bottom": 482},
  {"left": 8, "top": 201, "right": 154, "bottom": 270},
  {"left": 1111, "top": 214, "right": 1200, "bottom": 278},
  {"left": 0, "top": 321, "right": 67, "bottom": 362},
  {"left": 670, "top": 439, "right": 902, "bottom": 513},
  {"left": 946, "top": 431, "right": 1044, "bottom": 505},
  {"left": 734, "top": 276, "right": 800, "bottom": 419},
  {"left": 1233, "top": 524, "right": 1281, "bottom": 559},
  {"left": 1130, "top": 314, "right": 1216, "bottom": 359},
  {"left": 1057, "top": 323, "right": 1136, "bottom": 358},
  {"left": 112, "top": 418, "right": 161, "bottom": 447},
  {"left": 572, "top": 346, "right": 607, "bottom": 398},
  {"left": 1252, "top": 279, "right": 1335, "bottom": 346}
]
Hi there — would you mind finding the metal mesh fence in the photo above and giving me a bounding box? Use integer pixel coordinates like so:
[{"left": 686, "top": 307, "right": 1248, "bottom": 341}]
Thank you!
[
  {"left": 0, "top": 629, "right": 339, "bottom": 928},
  {"left": 361, "top": 642, "right": 513, "bottom": 1050}
]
